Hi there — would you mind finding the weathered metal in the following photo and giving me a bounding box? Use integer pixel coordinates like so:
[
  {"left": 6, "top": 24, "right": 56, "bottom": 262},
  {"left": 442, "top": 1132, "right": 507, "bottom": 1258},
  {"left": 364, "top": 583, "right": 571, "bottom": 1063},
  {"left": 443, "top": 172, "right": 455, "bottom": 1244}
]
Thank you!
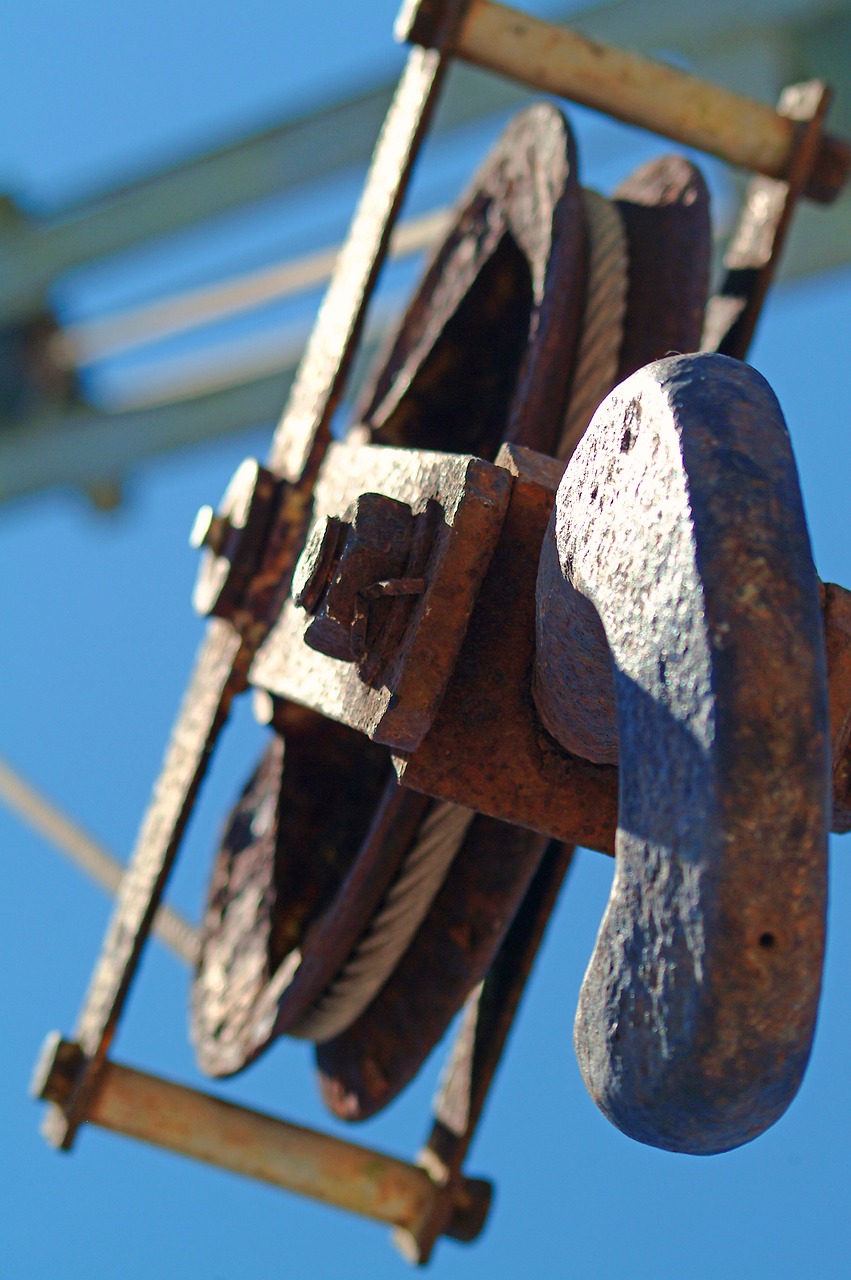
[
  {"left": 39, "top": 0, "right": 467, "bottom": 1153},
  {"left": 702, "top": 82, "right": 834, "bottom": 359},
  {"left": 251, "top": 444, "right": 512, "bottom": 751},
  {"left": 316, "top": 816, "right": 552, "bottom": 1120},
  {"left": 824, "top": 582, "right": 851, "bottom": 833},
  {"left": 611, "top": 157, "right": 710, "bottom": 386},
  {"left": 356, "top": 100, "right": 585, "bottom": 461},
  {"left": 308, "top": 103, "right": 592, "bottom": 1123},
  {"left": 191, "top": 713, "right": 417, "bottom": 1077},
  {"left": 190, "top": 458, "right": 280, "bottom": 620},
  {"left": 34, "top": 0, "right": 851, "bottom": 1254},
  {"left": 34, "top": 1034, "right": 491, "bottom": 1244},
  {"left": 399, "top": 0, "right": 850, "bottom": 203},
  {"left": 394, "top": 443, "right": 618, "bottom": 852},
  {"left": 537, "top": 353, "right": 829, "bottom": 1153},
  {"left": 397, "top": 837, "right": 576, "bottom": 1265},
  {"left": 295, "top": 494, "right": 424, "bottom": 664}
]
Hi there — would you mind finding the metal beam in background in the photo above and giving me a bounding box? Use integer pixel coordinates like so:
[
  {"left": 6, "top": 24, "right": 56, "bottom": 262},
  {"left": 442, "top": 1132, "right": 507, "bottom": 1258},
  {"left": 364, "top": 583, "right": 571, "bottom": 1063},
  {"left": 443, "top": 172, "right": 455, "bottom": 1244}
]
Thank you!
[
  {"left": 0, "top": 329, "right": 387, "bottom": 506},
  {"left": 2, "top": 0, "right": 849, "bottom": 322},
  {"left": 58, "top": 209, "right": 450, "bottom": 368},
  {"left": 0, "top": 73, "right": 527, "bottom": 325},
  {"left": 0, "top": 369, "right": 294, "bottom": 505}
]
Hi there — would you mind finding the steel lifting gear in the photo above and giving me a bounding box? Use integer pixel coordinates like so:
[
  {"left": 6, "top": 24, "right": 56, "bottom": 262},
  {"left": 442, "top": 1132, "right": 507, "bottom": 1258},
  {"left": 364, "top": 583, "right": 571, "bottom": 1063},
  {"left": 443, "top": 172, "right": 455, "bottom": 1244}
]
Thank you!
[{"left": 33, "top": 0, "right": 851, "bottom": 1264}]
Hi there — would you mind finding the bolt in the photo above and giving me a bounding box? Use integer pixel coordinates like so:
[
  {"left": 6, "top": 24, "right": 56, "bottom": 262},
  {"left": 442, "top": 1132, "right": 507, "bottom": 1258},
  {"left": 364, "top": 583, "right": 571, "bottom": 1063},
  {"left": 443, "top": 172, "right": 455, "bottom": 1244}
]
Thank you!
[
  {"left": 292, "top": 493, "right": 429, "bottom": 667},
  {"left": 291, "top": 516, "right": 347, "bottom": 614},
  {"left": 189, "top": 505, "right": 231, "bottom": 555},
  {"left": 188, "top": 458, "right": 279, "bottom": 620}
]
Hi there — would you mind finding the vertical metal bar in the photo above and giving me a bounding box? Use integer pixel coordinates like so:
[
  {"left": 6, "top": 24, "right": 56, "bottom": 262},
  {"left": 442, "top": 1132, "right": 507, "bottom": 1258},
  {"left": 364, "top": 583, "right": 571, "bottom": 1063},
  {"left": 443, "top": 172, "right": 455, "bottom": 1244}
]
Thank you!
[
  {"left": 39, "top": 0, "right": 472, "bottom": 1158},
  {"left": 397, "top": 840, "right": 575, "bottom": 1264},
  {"left": 269, "top": 2, "right": 473, "bottom": 485},
  {"left": 702, "top": 81, "right": 833, "bottom": 360}
]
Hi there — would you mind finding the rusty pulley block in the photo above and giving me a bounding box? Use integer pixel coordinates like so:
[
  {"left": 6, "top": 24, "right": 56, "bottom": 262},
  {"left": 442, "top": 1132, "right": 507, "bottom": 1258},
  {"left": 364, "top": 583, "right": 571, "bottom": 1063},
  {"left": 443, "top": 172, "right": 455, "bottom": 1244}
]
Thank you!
[{"left": 33, "top": 0, "right": 851, "bottom": 1266}]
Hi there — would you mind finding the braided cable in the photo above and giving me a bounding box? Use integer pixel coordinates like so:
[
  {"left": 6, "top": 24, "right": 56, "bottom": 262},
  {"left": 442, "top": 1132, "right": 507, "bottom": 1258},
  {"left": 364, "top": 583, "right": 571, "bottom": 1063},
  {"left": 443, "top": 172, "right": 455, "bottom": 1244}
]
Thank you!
[{"left": 289, "top": 799, "right": 475, "bottom": 1042}]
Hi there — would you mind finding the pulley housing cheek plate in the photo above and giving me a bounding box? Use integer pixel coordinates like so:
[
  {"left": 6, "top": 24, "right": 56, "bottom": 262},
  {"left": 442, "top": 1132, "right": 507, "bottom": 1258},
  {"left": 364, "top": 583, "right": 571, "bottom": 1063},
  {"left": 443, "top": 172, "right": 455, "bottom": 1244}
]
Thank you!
[{"left": 249, "top": 442, "right": 512, "bottom": 752}]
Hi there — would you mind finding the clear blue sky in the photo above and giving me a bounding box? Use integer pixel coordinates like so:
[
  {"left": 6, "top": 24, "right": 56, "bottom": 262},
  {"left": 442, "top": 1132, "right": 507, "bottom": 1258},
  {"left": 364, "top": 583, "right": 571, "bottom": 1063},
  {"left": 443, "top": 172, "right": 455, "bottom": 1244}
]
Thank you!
[{"left": 2, "top": 2, "right": 849, "bottom": 1278}]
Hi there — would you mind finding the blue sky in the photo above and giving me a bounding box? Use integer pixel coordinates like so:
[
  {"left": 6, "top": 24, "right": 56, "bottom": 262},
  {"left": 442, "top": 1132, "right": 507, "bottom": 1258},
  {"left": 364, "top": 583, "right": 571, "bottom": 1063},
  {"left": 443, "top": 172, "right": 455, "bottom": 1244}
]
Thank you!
[{"left": 2, "top": 2, "right": 850, "bottom": 1277}]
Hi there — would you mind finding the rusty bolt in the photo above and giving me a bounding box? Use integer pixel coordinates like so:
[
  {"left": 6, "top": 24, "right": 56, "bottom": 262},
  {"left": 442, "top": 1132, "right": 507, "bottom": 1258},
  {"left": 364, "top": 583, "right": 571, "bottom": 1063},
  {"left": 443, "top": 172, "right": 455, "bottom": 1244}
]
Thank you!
[
  {"left": 189, "top": 505, "right": 231, "bottom": 556},
  {"left": 291, "top": 493, "right": 427, "bottom": 666},
  {"left": 190, "top": 458, "right": 279, "bottom": 620},
  {"left": 291, "top": 515, "right": 348, "bottom": 614}
]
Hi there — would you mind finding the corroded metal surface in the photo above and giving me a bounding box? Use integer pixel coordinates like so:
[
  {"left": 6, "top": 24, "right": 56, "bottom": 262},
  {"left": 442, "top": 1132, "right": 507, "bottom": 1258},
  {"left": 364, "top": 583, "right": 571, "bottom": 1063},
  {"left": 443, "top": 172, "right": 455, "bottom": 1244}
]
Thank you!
[
  {"left": 310, "top": 100, "right": 588, "bottom": 1122},
  {"left": 824, "top": 582, "right": 851, "bottom": 832},
  {"left": 612, "top": 156, "right": 710, "bottom": 384},
  {"left": 316, "top": 817, "right": 551, "bottom": 1120},
  {"left": 407, "top": 0, "right": 850, "bottom": 202},
  {"left": 35, "top": 1034, "right": 491, "bottom": 1243},
  {"left": 41, "top": 23, "right": 463, "bottom": 1152},
  {"left": 192, "top": 711, "right": 421, "bottom": 1077},
  {"left": 395, "top": 445, "right": 619, "bottom": 852},
  {"left": 251, "top": 444, "right": 512, "bottom": 751},
  {"left": 356, "top": 101, "right": 585, "bottom": 460},
  {"left": 702, "top": 82, "right": 833, "bottom": 360},
  {"left": 395, "top": 838, "right": 576, "bottom": 1265},
  {"left": 536, "top": 353, "right": 829, "bottom": 1154},
  {"left": 268, "top": 35, "right": 463, "bottom": 484},
  {"left": 190, "top": 459, "right": 280, "bottom": 620}
]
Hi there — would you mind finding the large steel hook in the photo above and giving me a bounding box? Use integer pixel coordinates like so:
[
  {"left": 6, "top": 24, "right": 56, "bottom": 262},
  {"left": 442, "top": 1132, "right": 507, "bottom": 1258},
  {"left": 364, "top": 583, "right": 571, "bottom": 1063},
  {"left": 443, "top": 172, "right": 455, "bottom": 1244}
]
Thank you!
[{"left": 535, "top": 352, "right": 829, "bottom": 1153}]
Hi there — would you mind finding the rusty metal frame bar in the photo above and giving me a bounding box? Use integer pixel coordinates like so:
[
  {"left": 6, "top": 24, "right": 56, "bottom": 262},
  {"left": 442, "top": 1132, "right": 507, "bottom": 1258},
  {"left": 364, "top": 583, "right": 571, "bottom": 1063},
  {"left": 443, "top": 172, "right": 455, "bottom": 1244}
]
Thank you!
[
  {"left": 399, "top": 0, "right": 849, "bottom": 203},
  {"left": 702, "top": 80, "right": 834, "bottom": 359},
  {"left": 39, "top": 4, "right": 470, "bottom": 1159},
  {"left": 32, "top": 1035, "right": 490, "bottom": 1248}
]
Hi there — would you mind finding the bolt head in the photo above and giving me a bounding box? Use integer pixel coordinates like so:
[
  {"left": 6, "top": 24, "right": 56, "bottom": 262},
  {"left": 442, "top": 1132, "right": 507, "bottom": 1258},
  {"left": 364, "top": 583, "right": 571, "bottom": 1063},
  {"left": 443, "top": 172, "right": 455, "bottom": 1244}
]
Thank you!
[
  {"left": 189, "top": 505, "right": 230, "bottom": 554},
  {"left": 291, "top": 516, "right": 347, "bottom": 614},
  {"left": 190, "top": 458, "right": 278, "bottom": 619}
]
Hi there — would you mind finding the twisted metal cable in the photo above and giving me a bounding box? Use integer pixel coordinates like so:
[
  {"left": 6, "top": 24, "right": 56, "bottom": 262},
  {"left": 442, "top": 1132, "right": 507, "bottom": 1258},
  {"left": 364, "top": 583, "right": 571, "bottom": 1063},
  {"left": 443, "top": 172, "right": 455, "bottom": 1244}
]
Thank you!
[
  {"left": 290, "top": 799, "right": 475, "bottom": 1042},
  {"left": 558, "top": 188, "right": 629, "bottom": 460}
]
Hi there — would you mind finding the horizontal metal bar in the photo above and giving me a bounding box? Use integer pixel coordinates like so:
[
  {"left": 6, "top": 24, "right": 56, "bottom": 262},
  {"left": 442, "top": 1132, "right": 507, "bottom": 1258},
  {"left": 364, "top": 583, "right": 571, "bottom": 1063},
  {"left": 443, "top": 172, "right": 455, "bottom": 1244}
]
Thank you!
[
  {"left": 401, "top": 0, "right": 849, "bottom": 201},
  {"left": 3, "top": 0, "right": 849, "bottom": 328},
  {"left": 33, "top": 1036, "right": 491, "bottom": 1246}
]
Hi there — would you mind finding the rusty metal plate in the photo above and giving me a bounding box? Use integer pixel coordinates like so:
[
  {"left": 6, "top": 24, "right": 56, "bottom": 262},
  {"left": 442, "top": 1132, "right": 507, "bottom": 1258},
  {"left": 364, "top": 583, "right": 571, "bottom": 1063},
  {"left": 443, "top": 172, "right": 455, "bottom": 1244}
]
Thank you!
[
  {"left": 702, "top": 82, "right": 833, "bottom": 361},
  {"left": 316, "top": 817, "right": 551, "bottom": 1121},
  {"left": 612, "top": 155, "right": 710, "bottom": 383},
  {"left": 191, "top": 708, "right": 431, "bottom": 1077},
  {"left": 250, "top": 443, "right": 511, "bottom": 751},
  {"left": 394, "top": 445, "right": 619, "bottom": 852},
  {"left": 536, "top": 352, "right": 829, "bottom": 1154},
  {"left": 356, "top": 101, "right": 585, "bottom": 460}
]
